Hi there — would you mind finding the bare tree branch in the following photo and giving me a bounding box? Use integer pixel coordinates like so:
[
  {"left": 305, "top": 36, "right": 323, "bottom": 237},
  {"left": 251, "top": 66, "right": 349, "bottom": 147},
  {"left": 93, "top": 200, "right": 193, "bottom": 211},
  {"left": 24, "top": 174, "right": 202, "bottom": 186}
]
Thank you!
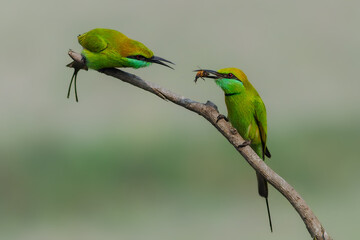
[{"left": 67, "top": 50, "right": 332, "bottom": 240}]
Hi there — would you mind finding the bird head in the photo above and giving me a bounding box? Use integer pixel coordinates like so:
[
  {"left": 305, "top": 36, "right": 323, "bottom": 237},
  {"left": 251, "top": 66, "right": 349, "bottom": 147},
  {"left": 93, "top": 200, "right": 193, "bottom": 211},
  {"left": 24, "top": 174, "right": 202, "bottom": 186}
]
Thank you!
[
  {"left": 194, "top": 68, "right": 249, "bottom": 95},
  {"left": 123, "top": 38, "right": 174, "bottom": 69}
]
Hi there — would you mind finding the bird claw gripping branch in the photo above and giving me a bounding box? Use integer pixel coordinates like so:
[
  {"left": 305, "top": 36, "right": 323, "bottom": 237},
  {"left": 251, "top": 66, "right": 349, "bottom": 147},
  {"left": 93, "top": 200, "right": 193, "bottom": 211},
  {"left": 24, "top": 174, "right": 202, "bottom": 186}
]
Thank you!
[
  {"left": 237, "top": 140, "right": 251, "bottom": 148},
  {"left": 216, "top": 114, "right": 229, "bottom": 123}
]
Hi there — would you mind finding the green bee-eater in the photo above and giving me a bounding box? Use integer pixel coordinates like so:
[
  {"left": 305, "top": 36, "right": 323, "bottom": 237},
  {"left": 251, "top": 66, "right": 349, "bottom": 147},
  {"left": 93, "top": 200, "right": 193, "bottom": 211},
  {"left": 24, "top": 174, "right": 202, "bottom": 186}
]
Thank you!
[
  {"left": 195, "top": 68, "right": 273, "bottom": 231},
  {"left": 67, "top": 28, "right": 174, "bottom": 101}
]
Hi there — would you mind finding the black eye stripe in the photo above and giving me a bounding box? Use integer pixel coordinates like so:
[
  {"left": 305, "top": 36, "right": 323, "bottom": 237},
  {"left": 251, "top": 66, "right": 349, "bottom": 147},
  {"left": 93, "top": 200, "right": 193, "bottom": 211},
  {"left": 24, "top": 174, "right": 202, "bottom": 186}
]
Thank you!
[
  {"left": 128, "top": 55, "right": 147, "bottom": 61},
  {"left": 224, "top": 73, "right": 241, "bottom": 82}
]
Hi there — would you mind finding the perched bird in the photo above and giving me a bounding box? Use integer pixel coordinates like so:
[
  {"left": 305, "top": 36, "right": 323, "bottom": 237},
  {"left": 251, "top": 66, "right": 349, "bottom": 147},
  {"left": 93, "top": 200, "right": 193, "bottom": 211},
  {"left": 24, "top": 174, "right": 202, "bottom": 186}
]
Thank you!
[
  {"left": 67, "top": 28, "right": 174, "bottom": 101},
  {"left": 194, "top": 68, "right": 273, "bottom": 231}
]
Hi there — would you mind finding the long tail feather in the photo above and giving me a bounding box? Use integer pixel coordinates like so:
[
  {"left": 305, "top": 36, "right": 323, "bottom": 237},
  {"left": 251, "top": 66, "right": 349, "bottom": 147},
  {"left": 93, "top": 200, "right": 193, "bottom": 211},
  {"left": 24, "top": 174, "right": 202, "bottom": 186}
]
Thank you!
[
  {"left": 256, "top": 172, "right": 273, "bottom": 232},
  {"left": 74, "top": 69, "right": 79, "bottom": 102},
  {"left": 265, "top": 197, "right": 273, "bottom": 232},
  {"left": 67, "top": 70, "right": 75, "bottom": 99},
  {"left": 66, "top": 60, "right": 86, "bottom": 102},
  {"left": 67, "top": 67, "right": 80, "bottom": 102}
]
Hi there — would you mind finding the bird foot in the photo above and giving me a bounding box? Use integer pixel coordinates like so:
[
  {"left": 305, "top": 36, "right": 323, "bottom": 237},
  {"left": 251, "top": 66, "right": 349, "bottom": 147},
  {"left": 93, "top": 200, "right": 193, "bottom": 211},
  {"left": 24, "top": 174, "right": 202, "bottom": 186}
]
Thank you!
[
  {"left": 230, "top": 127, "right": 238, "bottom": 135},
  {"left": 237, "top": 140, "right": 251, "bottom": 148},
  {"left": 216, "top": 114, "right": 229, "bottom": 123},
  {"left": 205, "top": 101, "right": 219, "bottom": 112}
]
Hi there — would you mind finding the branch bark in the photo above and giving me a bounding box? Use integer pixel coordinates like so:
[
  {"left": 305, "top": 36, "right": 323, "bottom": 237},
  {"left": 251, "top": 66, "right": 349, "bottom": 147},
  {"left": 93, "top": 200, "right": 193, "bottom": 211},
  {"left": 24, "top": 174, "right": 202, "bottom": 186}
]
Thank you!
[{"left": 67, "top": 50, "right": 332, "bottom": 240}]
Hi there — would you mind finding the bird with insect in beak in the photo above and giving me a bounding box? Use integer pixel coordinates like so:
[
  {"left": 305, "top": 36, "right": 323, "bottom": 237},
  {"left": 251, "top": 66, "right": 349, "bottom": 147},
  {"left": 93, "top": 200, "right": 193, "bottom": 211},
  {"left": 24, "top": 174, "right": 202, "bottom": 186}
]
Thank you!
[
  {"left": 194, "top": 68, "right": 273, "bottom": 232},
  {"left": 66, "top": 28, "right": 174, "bottom": 102}
]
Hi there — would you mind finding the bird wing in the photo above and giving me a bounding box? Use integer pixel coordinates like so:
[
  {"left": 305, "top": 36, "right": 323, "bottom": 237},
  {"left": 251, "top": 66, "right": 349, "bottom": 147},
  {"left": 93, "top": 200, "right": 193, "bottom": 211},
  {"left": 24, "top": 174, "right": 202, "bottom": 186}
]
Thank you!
[
  {"left": 254, "top": 97, "right": 271, "bottom": 159},
  {"left": 78, "top": 32, "right": 108, "bottom": 53}
]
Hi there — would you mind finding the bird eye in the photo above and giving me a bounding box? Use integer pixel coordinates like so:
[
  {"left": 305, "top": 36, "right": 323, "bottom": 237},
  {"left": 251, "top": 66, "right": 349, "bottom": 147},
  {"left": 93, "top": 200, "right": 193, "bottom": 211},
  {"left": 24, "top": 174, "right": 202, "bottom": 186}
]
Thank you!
[
  {"left": 228, "top": 73, "right": 234, "bottom": 78},
  {"left": 136, "top": 55, "right": 142, "bottom": 60}
]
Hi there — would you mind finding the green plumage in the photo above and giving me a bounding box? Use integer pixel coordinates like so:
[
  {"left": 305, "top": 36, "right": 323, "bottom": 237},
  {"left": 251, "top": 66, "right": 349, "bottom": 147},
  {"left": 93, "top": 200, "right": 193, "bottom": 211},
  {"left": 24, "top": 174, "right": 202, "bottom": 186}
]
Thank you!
[
  {"left": 216, "top": 68, "right": 270, "bottom": 159},
  {"left": 66, "top": 28, "right": 174, "bottom": 102},
  {"left": 78, "top": 28, "right": 154, "bottom": 70},
  {"left": 198, "top": 67, "right": 273, "bottom": 231}
]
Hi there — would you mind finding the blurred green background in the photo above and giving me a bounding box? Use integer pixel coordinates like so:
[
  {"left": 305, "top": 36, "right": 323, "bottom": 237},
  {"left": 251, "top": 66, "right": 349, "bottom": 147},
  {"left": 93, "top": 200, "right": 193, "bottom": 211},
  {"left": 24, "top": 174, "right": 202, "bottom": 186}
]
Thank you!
[{"left": 1, "top": 0, "right": 359, "bottom": 239}]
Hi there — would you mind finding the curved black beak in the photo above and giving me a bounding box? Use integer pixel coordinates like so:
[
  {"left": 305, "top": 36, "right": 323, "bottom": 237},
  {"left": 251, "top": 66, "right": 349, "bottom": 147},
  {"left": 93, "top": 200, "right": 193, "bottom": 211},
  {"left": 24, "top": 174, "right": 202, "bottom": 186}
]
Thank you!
[
  {"left": 193, "top": 69, "right": 223, "bottom": 83},
  {"left": 149, "top": 56, "right": 175, "bottom": 69}
]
